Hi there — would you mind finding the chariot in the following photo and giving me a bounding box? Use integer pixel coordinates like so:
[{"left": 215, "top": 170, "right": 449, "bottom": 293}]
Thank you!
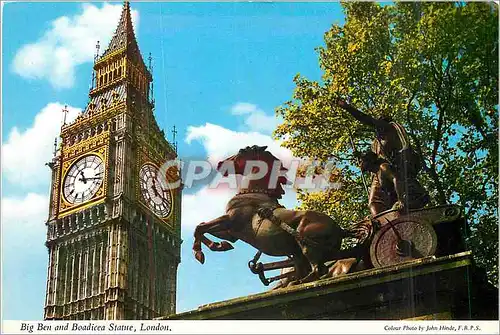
[
  {"left": 193, "top": 146, "right": 466, "bottom": 287},
  {"left": 248, "top": 204, "right": 465, "bottom": 286}
]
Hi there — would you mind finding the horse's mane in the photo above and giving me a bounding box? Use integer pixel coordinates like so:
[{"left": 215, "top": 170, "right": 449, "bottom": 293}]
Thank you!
[
  {"left": 237, "top": 145, "right": 285, "bottom": 170},
  {"left": 238, "top": 145, "right": 268, "bottom": 156},
  {"left": 218, "top": 145, "right": 289, "bottom": 199}
]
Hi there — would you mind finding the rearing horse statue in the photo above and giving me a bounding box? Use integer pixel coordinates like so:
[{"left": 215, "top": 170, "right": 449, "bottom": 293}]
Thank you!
[{"left": 193, "top": 145, "right": 361, "bottom": 284}]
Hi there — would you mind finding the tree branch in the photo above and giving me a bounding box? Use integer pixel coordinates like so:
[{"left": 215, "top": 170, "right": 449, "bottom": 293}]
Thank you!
[
  {"left": 431, "top": 103, "right": 444, "bottom": 168},
  {"left": 466, "top": 180, "right": 489, "bottom": 220},
  {"left": 405, "top": 92, "right": 429, "bottom": 170},
  {"left": 405, "top": 92, "right": 447, "bottom": 205}
]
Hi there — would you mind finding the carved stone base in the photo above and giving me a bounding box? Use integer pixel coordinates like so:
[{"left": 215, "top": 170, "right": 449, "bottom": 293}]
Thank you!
[{"left": 159, "top": 252, "right": 498, "bottom": 320}]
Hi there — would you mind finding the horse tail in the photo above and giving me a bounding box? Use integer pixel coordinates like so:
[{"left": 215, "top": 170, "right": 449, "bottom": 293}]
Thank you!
[
  {"left": 340, "top": 227, "right": 354, "bottom": 239},
  {"left": 341, "top": 220, "right": 373, "bottom": 244}
]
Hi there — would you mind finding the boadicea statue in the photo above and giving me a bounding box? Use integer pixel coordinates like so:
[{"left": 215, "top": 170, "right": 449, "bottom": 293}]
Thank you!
[
  {"left": 193, "top": 145, "right": 364, "bottom": 286},
  {"left": 336, "top": 98, "right": 430, "bottom": 216},
  {"left": 193, "top": 103, "right": 464, "bottom": 287}
]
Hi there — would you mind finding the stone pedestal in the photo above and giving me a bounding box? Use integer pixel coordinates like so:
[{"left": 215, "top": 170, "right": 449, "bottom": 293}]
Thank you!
[{"left": 160, "top": 252, "right": 497, "bottom": 320}]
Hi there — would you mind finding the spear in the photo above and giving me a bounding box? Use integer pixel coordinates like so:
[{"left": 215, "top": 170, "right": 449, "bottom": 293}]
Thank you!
[
  {"left": 347, "top": 126, "right": 370, "bottom": 199},
  {"left": 333, "top": 96, "right": 370, "bottom": 199},
  {"left": 341, "top": 63, "right": 370, "bottom": 200}
]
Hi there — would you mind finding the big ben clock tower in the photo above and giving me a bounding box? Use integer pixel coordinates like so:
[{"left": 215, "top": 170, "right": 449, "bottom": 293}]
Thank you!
[{"left": 43, "top": 1, "right": 181, "bottom": 320}]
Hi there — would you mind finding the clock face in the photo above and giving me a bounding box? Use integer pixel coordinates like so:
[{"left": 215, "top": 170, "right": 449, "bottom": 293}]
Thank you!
[
  {"left": 63, "top": 155, "right": 105, "bottom": 204},
  {"left": 139, "top": 163, "right": 173, "bottom": 218}
]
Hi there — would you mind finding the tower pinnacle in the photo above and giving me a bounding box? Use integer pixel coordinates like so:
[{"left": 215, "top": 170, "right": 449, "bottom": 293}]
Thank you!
[
  {"left": 101, "top": 1, "right": 136, "bottom": 58},
  {"left": 87, "top": 0, "right": 151, "bottom": 108}
]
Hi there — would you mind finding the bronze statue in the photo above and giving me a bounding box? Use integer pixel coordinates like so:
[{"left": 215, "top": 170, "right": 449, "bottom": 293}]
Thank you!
[
  {"left": 192, "top": 146, "right": 459, "bottom": 288},
  {"left": 192, "top": 145, "right": 361, "bottom": 285},
  {"left": 359, "top": 151, "right": 430, "bottom": 213},
  {"left": 337, "top": 99, "right": 429, "bottom": 215}
]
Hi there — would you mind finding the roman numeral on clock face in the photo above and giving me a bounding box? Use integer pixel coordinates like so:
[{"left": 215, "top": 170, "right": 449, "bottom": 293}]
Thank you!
[
  {"left": 139, "top": 163, "right": 173, "bottom": 218},
  {"left": 63, "top": 154, "right": 105, "bottom": 205}
]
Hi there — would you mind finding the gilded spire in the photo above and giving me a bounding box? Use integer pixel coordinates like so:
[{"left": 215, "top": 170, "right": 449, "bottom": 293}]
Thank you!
[
  {"left": 85, "top": 1, "right": 151, "bottom": 114},
  {"left": 101, "top": 1, "right": 136, "bottom": 58}
]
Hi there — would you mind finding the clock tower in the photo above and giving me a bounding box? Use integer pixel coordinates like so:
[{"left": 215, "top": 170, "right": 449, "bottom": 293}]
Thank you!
[{"left": 44, "top": 1, "right": 181, "bottom": 320}]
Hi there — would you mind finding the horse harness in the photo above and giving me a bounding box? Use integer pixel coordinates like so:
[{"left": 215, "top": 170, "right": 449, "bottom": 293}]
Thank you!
[
  {"left": 255, "top": 205, "right": 319, "bottom": 247},
  {"left": 231, "top": 191, "right": 320, "bottom": 247}
]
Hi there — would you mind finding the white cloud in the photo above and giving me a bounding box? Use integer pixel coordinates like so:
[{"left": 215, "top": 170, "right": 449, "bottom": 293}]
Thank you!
[
  {"left": 12, "top": 3, "right": 139, "bottom": 89},
  {"left": 1, "top": 193, "right": 49, "bottom": 248},
  {"left": 230, "top": 102, "right": 280, "bottom": 133},
  {"left": 183, "top": 122, "right": 300, "bottom": 228},
  {"left": 2, "top": 102, "right": 81, "bottom": 187},
  {"left": 230, "top": 102, "right": 260, "bottom": 115},
  {"left": 185, "top": 123, "right": 294, "bottom": 167},
  {"left": 2, "top": 193, "right": 48, "bottom": 229},
  {"left": 182, "top": 187, "right": 236, "bottom": 227},
  {"left": 1, "top": 192, "right": 50, "bottom": 321}
]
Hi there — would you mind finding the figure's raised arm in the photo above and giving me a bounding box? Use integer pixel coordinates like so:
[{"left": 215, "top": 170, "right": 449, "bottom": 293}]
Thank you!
[{"left": 336, "top": 99, "right": 391, "bottom": 131}]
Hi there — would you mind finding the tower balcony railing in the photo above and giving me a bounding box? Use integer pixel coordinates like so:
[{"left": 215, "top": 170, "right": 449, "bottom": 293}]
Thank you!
[{"left": 47, "top": 204, "right": 107, "bottom": 241}]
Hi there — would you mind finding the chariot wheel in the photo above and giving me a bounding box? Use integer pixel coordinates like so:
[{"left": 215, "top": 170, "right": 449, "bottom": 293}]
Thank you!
[{"left": 369, "top": 216, "right": 438, "bottom": 268}]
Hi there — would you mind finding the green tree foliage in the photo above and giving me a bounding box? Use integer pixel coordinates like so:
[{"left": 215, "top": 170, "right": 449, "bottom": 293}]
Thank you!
[{"left": 275, "top": 2, "right": 498, "bottom": 283}]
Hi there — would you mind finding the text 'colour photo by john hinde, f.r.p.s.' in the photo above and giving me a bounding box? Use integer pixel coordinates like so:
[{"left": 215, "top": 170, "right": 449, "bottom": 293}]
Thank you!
[{"left": 1, "top": 1, "right": 498, "bottom": 335}]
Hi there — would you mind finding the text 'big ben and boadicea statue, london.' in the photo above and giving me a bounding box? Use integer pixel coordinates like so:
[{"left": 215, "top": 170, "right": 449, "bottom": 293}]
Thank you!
[{"left": 43, "top": 1, "right": 497, "bottom": 321}]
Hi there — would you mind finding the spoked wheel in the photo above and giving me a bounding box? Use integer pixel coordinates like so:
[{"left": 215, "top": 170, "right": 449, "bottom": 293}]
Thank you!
[{"left": 369, "top": 216, "right": 438, "bottom": 268}]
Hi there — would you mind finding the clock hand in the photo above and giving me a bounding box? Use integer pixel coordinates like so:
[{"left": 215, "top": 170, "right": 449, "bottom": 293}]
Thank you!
[
  {"left": 81, "top": 177, "right": 102, "bottom": 181},
  {"left": 151, "top": 178, "right": 161, "bottom": 196},
  {"left": 79, "top": 171, "right": 87, "bottom": 184}
]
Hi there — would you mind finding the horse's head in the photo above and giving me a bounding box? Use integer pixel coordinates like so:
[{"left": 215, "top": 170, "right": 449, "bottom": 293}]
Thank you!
[{"left": 217, "top": 145, "right": 289, "bottom": 198}]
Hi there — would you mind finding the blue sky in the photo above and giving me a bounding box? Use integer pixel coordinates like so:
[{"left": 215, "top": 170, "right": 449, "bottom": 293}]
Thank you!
[{"left": 1, "top": 2, "right": 345, "bottom": 319}]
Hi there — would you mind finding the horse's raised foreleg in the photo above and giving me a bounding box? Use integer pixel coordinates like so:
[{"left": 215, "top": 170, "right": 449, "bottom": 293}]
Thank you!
[
  {"left": 193, "top": 215, "right": 234, "bottom": 264},
  {"left": 200, "top": 235, "right": 235, "bottom": 252}
]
